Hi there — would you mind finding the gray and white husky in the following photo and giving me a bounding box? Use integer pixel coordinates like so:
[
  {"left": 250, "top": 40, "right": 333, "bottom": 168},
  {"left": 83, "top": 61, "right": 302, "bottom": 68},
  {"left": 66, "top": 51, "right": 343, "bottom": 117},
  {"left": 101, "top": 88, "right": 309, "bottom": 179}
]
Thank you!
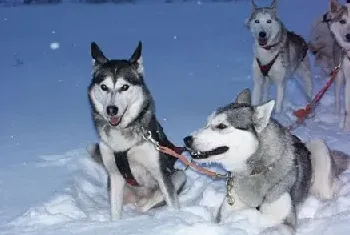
[
  {"left": 183, "top": 88, "right": 349, "bottom": 233},
  {"left": 87, "top": 41, "right": 187, "bottom": 220},
  {"left": 247, "top": 0, "right": 313, "bottom": 113},
  {"left": 328, "top": 0, "right": 350, "bottom": 130}
]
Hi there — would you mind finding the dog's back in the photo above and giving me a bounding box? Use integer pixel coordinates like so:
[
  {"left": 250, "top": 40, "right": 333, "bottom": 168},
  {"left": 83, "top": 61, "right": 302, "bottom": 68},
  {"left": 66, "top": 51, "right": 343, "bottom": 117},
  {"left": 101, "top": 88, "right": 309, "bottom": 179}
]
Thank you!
[{"left": 286, "top": 31, "right": 309, "bottom": 67}]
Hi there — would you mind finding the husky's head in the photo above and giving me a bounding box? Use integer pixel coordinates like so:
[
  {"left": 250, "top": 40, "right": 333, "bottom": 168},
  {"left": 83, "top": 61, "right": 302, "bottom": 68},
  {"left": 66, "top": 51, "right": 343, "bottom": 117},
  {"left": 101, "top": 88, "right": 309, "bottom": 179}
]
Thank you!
[
  {"left": 246, "top": 0, "right": 281, "bottom": 47},
  {"left": 88, "top": 41, "right": 152, "bottom": 129},
  {"left": 183, "top": 89, "right": 275, "bottom": 173},
  {"left": 329, "top": 0, "right": 350, "bottom": 50}
]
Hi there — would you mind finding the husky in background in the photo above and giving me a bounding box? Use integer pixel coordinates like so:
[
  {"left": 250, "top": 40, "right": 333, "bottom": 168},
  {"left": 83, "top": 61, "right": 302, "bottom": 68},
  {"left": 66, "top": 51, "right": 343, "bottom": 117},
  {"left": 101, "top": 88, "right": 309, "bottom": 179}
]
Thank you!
[
  {"left": 183, "top": 88, "right": 349, "bottom": 233},
  {"left": 88, "top": 41, "right": 187, "bottom": 220},
  {"left": 328, "top": 0, "right": 350, "bottom": 130},
  {"left": 247, "top": 0, "right": 313, "bottom": 113},
  {"left": 308, "top": 5, "right": 342, "bottom": 77}
]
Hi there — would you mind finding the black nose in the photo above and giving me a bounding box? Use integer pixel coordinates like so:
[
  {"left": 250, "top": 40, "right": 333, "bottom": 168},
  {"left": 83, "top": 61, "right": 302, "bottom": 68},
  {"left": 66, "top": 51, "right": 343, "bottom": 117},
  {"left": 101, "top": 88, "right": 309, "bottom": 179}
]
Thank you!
[
  {"left": 259, "top": 31, "right": 267, "bottom": 38},
  {"left": 346, "top": 34, "right": 350, "bottom": 41},
  {"left": 183, "top": 135, "right": 193, "bottom": 147},
  {"left": 106, "top": 106, "right": 118, "bottom": 116}
]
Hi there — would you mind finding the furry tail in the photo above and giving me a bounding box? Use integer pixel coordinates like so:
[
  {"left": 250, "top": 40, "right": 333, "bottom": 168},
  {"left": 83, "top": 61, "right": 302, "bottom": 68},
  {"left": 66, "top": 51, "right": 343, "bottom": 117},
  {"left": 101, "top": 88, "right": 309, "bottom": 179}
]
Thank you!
[{"left": 306, "top": 139, "right": 350, "bottom": 200}]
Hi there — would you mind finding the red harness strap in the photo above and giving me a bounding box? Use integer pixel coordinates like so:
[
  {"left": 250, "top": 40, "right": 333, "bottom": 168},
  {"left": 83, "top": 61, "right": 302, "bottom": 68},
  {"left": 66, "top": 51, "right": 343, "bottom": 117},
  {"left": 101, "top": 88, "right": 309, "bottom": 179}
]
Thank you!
[{"left": 256, "top": 52, "right": 280, "bottom": 77}]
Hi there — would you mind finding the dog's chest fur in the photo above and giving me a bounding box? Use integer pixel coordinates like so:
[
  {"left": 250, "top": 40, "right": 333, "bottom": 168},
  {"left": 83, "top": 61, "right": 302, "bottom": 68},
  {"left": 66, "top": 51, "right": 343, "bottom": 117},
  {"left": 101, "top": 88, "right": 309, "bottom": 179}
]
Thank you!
[
  {"left": 100, "top": 128, "right": 141, "bottom": 152},
  {"left": 100, "top": 128, "right": 160, "bottom": 188}
]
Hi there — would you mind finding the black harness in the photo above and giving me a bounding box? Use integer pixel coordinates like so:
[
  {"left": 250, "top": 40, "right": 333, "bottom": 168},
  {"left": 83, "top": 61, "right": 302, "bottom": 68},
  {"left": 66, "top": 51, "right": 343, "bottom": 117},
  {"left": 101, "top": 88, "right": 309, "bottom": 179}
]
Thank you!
[
  {"left": 256, "top": 52, "right": 280, "bottom": 77},
  {"left": 114, "top": 116, "right": 182, "bottom": 187}
]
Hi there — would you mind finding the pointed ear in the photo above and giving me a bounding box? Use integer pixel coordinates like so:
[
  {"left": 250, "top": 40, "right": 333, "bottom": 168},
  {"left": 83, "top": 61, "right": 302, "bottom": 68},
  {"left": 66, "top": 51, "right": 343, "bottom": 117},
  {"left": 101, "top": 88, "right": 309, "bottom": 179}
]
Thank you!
[
  {"left": 330, "top": 0, "right": 340, "bottom": 15},
  {"left": 253, "top": 100, "right": 275, "bottom": 133},
  {"left": 91, "top": 42, "right": 108, "bottom": 66},
  {"left": 235, "top": 88, "right": 251, "bottom": 104},
  {"left": 251, "top": 0, "right": 257, "bottom": 9},
  {"left": 130, "top": 41, "right": 144, "bottom": 75},
  {"left": 270, "top": 0, "right": 277, "bottom": 9}
]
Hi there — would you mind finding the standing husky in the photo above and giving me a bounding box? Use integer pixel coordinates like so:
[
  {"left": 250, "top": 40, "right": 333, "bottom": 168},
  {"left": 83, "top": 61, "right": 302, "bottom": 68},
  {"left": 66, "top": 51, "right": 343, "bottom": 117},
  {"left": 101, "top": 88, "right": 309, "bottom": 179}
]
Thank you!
[
  {"left": 247, "top": 0, "right": 313, "bottom": 113},
  {"left": 87, "top": 41, "right": 187, "bottom": 220},
  {"left": 328, "top": 0, "right": 350, "bottom": 130},
  {"left": 183, "top": 88, "right": 348, "bottom": 233}
]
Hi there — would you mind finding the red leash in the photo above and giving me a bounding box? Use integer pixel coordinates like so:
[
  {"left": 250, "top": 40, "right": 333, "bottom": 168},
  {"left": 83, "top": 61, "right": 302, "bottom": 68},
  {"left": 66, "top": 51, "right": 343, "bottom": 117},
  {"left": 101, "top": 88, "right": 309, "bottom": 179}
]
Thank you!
[{"left": 290, "top": 65, "right": 340, "bottom": 130}]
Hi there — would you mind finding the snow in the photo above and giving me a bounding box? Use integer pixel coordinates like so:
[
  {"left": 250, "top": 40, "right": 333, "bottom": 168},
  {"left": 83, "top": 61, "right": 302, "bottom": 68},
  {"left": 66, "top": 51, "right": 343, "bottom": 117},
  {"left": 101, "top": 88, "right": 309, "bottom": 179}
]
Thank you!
[
  {"left": 50, "top": 42, "right": 60, "bottom": 50},
  {"left": 1, "top": 0, "right": 350, "bottom": 234}
]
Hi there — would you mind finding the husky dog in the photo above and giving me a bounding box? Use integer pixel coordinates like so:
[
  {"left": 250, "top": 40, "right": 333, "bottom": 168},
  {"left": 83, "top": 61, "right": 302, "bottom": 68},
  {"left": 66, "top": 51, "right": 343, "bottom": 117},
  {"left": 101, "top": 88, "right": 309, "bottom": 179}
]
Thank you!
[
  {"left": 328, "top": 0, "right": 350, "bottom": 130},
  {"left": 247, "top": 0, "right": 313, "bottom": 113},
  {"left": 183, "top": 88, "right": 349, "bottom": 233},
  {"left": 88, "top": 41, "right": 187, "bottom": 220},
  {"left": 308, "top": 7, "right": 342, "bottom": 77}
]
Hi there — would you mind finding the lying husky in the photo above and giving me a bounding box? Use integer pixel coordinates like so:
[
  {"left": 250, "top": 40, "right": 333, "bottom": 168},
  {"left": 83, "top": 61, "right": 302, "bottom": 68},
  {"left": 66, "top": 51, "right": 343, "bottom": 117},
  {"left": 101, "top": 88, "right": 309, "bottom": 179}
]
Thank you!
[
  {"left": 88, "top": 42, "right": 186, "bottom": 220},
  {"left": 328, "top": 0, "right": 350, "bottom": 130},
  {"left": 183, "top": 88, "right": 349, "bottom": 233},
  {"left": 247, "top": 0, "right": 313, "bottom": 113}
]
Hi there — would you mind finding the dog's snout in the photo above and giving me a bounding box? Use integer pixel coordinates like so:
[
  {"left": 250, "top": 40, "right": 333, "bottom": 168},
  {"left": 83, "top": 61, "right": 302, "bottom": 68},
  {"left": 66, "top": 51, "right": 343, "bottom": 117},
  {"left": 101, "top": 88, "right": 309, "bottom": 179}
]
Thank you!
[
  {"left": 106, "top": 105, "right": 119, "bottom": 116},
  {"left": 346, "top": 34, "right": 350, "bottom": 41},
  {"left": 183, "top": 135, "right": 194, "bottom": 147},
  {"left": 259, "top": 31, "right": 267, "bottom": 38}
]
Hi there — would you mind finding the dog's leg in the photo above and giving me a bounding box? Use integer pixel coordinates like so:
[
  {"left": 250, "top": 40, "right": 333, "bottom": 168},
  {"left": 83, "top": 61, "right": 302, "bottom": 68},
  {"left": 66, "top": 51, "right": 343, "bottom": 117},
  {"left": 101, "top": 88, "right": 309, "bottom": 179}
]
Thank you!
[
  {"left": 139, "top": 170, "right": 186, "bottom": 212},
  {"left": 262, "top": 77, "right": 270, "bottom": 103},
  {"left": 150, "top": 163, "right": 180, "bottom": 211},
  {"left": 252, "top": 60, "right": 264, "bottom": 105},
  {"left": 297, "top": 59, "right": 313, "bottom": 102},
  {"left": 99, "top": 142, "right": 126, "bottom": 220},
  {"left": 344, "top": 77, "right": 350, "bottom": 131},
  {"left": 275, "top": 80, "right": 285, "bottom": 113},
  {"left": 215, "top": 188, "right": 248, "bottom": 223},
  {"left": 260, "top": 193, "right": 293, "bottom": 227},
  {"left": 260, "top": 193, "right": 295, "bottom": 235},
  {"left": 334, "top": 70, "right": 343, "bottom": 114}
]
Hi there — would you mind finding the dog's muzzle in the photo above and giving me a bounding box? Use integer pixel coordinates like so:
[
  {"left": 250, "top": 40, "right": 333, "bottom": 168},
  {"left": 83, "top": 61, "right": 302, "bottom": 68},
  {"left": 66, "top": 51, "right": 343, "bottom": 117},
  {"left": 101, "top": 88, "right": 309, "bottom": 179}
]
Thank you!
[
  {"left": 183, "top": 136, "right": 228, "bottom": 159},
  {"left": 189, "top": 147, "right": 229, "bottom": 159},
  {"left": 258, "top": 31, "right": 268, "bottom": 46},
  {"left": 106, "top": 105, "right": 125, "bottom": 127}
]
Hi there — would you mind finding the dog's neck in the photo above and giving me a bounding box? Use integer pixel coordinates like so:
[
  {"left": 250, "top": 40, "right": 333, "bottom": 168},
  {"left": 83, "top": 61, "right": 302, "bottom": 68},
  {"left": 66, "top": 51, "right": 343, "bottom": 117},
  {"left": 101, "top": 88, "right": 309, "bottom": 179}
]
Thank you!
[{"left": 245, "top": 120, "right": 287, "bottom": 175}]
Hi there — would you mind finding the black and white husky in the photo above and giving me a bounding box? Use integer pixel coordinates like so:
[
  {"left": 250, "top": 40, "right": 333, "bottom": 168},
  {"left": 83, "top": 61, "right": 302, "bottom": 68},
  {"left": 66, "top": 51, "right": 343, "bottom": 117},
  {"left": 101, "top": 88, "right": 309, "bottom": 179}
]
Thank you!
[
  {"left": 184, "top": 88, "right": 349, "bottom": 233},
  {"left": 87, "top": 42, "right": 186, "bottom": 220},
  {"left": 247, "top": 0, "right": 313, "bottom": 113}
]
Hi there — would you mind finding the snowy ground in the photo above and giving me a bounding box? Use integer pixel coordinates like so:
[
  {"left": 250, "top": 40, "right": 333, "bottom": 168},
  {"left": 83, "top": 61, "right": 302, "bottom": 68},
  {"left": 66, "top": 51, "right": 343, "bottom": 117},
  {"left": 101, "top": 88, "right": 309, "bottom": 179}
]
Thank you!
[{"left": 1, "top": 0, "right": 350, "bottom": 234}]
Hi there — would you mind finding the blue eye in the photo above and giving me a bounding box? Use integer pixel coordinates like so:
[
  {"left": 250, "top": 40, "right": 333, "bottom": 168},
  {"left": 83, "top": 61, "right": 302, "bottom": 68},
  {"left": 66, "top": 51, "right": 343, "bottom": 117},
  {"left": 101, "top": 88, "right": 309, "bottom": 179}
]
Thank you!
[
  {"left": 255, "top": 20, "right": 260, "bottom": 23},
  {"left": 267, "top": 19, "right": 272, "bottom": 23}
]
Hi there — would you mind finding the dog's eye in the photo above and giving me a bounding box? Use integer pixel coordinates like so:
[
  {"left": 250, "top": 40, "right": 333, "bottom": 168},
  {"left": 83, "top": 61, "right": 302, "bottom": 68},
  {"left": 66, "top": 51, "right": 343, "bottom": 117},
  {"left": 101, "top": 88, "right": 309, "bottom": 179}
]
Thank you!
[
  {"left": 267, "top": 19, "right": 272, "bottom": 24},
  {"left": 235, "top": 126, "right": 249, "bottom": 131},
  {"left": 121, "top": 84, "right": 129, "bottom": 91},
  {"left": 255, "top": 19, "right": 260, "bottom": 23},
  {"left": 100, "top": 84, "right": 108, "bottom": 91},
  {"left": 216, "top": 123, "right": 227, "bottom": 130},
  {"left": 340, "top": 19, "right": 347, "bottom": 24}
]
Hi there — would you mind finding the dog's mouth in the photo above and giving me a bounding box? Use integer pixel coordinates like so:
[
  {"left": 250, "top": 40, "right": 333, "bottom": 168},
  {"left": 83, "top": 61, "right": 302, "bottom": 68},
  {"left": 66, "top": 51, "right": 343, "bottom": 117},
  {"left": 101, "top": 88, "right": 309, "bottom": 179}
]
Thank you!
[
  {"left": 108, "top": 116, "right": 122, "bottom": 126},
  {"left": 188, "top": 146, "right": 229, "bottom": 159},
  {"left": 258, "top": 37, "right": 268, "bottom": 46}
]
